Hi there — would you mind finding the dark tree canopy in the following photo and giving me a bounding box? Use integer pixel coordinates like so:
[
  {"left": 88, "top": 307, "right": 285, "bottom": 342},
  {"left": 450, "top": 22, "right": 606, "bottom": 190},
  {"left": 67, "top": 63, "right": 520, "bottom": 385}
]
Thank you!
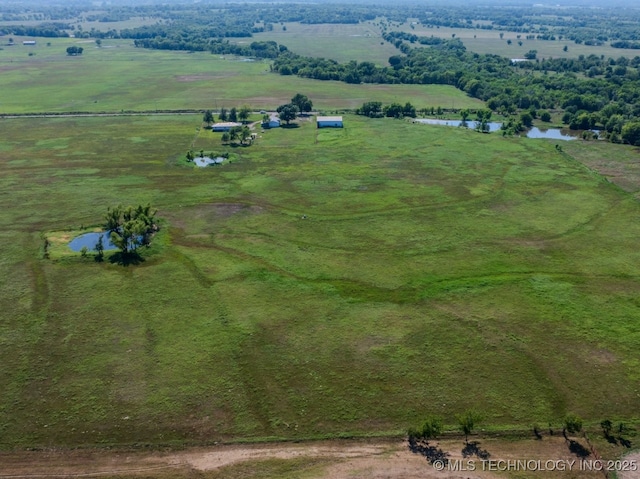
[
  {"left": 622, "top": 121, "right": 640, "bottom": 145},
  {"left": 291, "top": 93, "right": 313, "bottom": 114},
  {"left": 276, "top": 103, "right": 298, "bottom": 124},
  {"left": 356, "top": 101, "right": 383, "bottom": 118},
  {"left": 105, "top": 204, "right": 157, "bottom": 256},
  {"left": 66, "top": 46, "right": 83, "bottom": 56}
]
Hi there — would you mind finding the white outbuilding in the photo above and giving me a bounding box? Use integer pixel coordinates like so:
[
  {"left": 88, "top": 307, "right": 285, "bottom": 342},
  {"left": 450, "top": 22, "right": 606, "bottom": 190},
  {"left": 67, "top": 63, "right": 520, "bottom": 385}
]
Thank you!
[{"left": 316, "top": 116, "right": 343, "bottom": 128}]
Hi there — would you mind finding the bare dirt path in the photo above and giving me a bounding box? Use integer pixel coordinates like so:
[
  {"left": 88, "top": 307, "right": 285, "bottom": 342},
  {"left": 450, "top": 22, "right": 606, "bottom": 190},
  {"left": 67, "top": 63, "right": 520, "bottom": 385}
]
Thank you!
[
  {"left": 0, "top": 437, "right": 636, "bottom": 479},
  {"left": 0, "top": 440, "right": 431, "bottom": 478}
]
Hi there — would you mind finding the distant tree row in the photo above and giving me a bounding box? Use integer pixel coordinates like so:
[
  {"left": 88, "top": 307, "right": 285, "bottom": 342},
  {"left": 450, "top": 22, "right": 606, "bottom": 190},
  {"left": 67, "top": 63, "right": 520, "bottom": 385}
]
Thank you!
[
  {"left": 0, "top": 23, "right": 70, "bottom": 38},
  {"left": 134, "top": 37, "right": 286, "bottom": 58},
  {"left": 212, "top": 105, "right": 252, "bottom": 123},
  {"left": 356, "top": 101, "right": 416, "bottom": 119}
]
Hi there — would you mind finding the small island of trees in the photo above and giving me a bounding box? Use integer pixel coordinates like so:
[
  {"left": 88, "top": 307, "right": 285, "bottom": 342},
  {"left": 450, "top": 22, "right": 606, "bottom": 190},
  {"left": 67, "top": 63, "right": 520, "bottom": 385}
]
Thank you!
[{"left": 104, "top": 204, "right": 158, "bottom": 262}]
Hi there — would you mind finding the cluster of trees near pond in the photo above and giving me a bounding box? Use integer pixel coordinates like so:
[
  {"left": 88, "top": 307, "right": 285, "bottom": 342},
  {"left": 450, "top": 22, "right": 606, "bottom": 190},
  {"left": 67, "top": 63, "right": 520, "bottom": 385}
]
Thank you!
[{"left": 272, "top": 35, "right": 640, "bottom": 145}]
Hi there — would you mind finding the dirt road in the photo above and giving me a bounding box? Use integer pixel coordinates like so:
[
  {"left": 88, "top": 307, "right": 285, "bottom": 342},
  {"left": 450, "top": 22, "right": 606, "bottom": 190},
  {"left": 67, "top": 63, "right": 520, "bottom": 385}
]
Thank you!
[{"left": 0, "top": 438, "right": 637, "bottom": 479}]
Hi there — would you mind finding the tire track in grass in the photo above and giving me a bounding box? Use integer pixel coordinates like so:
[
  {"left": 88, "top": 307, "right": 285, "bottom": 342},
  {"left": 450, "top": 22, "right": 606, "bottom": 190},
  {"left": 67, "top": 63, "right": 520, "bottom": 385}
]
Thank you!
[
  {"left": 165, "top": 239, "right": 271, "bottom": 432},
  {"left": 29, "top": 259, "right": 49, "bottom": 315},
  {"left": 165, "top": 245, "right": 213, "bottom": 288}
]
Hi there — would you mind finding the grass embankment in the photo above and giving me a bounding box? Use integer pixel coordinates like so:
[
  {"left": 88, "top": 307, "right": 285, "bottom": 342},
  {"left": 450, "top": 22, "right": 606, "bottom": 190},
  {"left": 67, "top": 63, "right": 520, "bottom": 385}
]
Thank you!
[{"left": 0, "top": 113, "right": 639, "bottom": 449}]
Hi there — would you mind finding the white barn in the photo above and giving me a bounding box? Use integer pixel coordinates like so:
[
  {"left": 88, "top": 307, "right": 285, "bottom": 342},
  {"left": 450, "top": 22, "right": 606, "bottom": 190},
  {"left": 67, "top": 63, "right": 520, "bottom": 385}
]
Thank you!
[
  {"left": 212, "top": 122, "right": 242, "bottom": 132},
  {"left": 316, "top": 116, "right": 343, "bottom": 128}
]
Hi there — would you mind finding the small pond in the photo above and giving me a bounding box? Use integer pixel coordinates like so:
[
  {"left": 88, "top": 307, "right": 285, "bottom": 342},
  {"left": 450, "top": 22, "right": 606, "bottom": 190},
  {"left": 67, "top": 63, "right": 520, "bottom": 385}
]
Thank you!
[
  {"left": 68, "top": 232, "right": 117, "bottom": 252},
  {"left": 194, "top": 156, "right": 225, "bottom": 167},
  {"left": 414, "top": 119, "right": 589, "bottom": 141},
  {"left": 415, "top": 119, "right": 503, "bottom": 132}
]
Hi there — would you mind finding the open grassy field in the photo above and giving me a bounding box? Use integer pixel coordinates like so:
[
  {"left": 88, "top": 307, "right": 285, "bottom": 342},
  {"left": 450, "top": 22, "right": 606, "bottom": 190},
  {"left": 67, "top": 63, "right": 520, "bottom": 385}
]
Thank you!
[
  {"left": 252, "top": 21, "right": 398, "bottom": 65},
  {"left": 1, "top": 111, "right": 639, "bottom": 449},
  {"left": 0, "top": 37, "right": 482, "bottom": 113}
]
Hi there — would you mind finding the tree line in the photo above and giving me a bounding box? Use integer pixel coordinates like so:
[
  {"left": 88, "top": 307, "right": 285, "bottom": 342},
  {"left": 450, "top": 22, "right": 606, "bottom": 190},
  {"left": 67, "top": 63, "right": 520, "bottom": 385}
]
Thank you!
[
  {"left": 133, "top": 37, "right": 285, "bottom": 58},
  {"left": 6, "top": 0, "right": 640, "bottom": 46}
]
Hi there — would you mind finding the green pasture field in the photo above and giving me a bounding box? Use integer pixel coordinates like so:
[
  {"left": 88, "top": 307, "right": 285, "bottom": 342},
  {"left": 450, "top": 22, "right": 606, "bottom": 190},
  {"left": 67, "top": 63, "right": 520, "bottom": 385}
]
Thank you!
[
  {"left": 252, "top": 21, "right": 398, "bottom": 65},
  {"left": 0, "top": 37, "right": 482, "bottom": 114},
  {"left": 1, "top": 112, "right": 639, "bottom": 448},
  {"left": 398, "top": 24, "right": 640, "bottom": 60}
]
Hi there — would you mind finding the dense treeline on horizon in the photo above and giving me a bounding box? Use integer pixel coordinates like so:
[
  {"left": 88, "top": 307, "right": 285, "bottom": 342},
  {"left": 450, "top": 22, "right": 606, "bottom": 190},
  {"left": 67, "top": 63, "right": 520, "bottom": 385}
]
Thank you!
[{"left": 4, "top": 2, "right": 640, "bottom": 43}]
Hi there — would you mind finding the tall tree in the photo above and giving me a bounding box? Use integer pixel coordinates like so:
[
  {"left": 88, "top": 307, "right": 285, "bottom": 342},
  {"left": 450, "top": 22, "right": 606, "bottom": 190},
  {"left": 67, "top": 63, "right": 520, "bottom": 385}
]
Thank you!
[
  {"left": 95, "top": 234, "right": 104, "bottom": 262},
  {"left": 563, "top": 414, "right": 583, "bottom": 439},
  {"left": 277, "top": 103, "right": 297, "bottom": 124},
  {"left": 203, "top": 110, "right": 214, "bottom": 125},
  {"left": 229, "top": 107, "right": 238, "bottom": 122},
  {"left": 475, "top": 109, "right": 492, "bottom": 133},
  {"left": 291, "top": 93, "right": 313, "bottom": 114},
  {"left": 383, "top": 102, "right": 404, "bottom": 118},
  {"left": 456, "top": 410, "right": 482, "bottom": 443},
  {"left": 219, "top": 107, "right": 228, "bottom": 122},
  {"left": 238, "top": 105, "right": 252, "bottom": 123},
  {"left": 240, "top": 126, "right": 252, "bottom": 144},
  {"left": 229, "top": 125, "right": 242, "bottom": 143},
  {"left": 403, "top": 102, "right": 416, "bottom": 118},
  {"left": 421, "top": 417, "right": 443, "bottom": 442}
]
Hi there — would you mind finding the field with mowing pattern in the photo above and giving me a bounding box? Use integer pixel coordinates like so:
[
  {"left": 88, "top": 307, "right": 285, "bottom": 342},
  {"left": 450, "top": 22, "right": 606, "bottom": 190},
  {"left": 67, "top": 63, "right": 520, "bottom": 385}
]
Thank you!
[{"left": 1, "top": 111, "right": 639, "bottom": 449}]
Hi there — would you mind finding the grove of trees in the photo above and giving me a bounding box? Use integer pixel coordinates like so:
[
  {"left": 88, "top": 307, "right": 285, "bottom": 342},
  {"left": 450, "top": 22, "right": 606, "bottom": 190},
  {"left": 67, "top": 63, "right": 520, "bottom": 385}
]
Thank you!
[
  {"left": 66, "top": 46, "right": 83, "bottom": 56},
  {"left": 105, "top": 204, "right": 157, "bottom": 256}
]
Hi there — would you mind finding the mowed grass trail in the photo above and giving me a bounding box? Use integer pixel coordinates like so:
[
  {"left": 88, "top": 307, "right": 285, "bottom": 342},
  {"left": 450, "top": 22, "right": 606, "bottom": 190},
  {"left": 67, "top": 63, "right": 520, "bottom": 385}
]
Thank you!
[
  {"left": 0, "top": 114, "right": 639, "bottom": 448},
  {"left": 0, "top": 38, "right": 483, "bottom": 113}
]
